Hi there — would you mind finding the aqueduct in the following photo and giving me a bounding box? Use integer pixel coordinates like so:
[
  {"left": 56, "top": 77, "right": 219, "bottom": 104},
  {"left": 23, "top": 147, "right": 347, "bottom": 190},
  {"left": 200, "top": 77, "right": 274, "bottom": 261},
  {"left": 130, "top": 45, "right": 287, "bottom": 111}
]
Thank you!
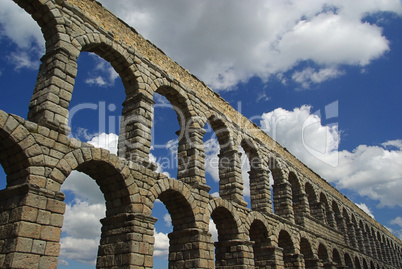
[{"left": 0, "top": 0, "right": 401, "bottom": 268}]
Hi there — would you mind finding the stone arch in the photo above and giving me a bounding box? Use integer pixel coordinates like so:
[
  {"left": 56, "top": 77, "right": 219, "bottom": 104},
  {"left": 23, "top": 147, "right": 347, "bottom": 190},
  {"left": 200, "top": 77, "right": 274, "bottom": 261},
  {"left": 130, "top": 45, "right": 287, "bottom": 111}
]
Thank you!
[
  {"left": 363, "top": 258, "right": 369, "bottom": 269},
  {"left": 0, "top": 113, "right": 43, "bottom": 187},
  {"left": 288, "top": 171, "right": 306, "bottom": 224},
  {"left": 344, "top": 253, "right": 354, "bottom": 268},
  {"left": 208, "top": 198, "right": 243, "bottom": 240},
  {"left": 300, "top": 237, "right": 317, "bottom": 269},
  {"left": 249, "top": 217, "right": 271, "bottom": 268},
  {"left": 271, "top": 166, "right": 295, "bottom": 221},
  {"left": 317, "top": 242, "right": 329, "bottom": 265},
  {"left": 146, "top": 178, "right": 208, "bottom": 268},
  {"left": 332, "top": 248, "right": 342, "bottom": 267},
  {"left": 278, "top": 229, "right": 297, "bottom": 268},
  {"left": 320, "top": 192, "right": 333, "bottom": 227},
  {"left": 152, "top": 80, "right": 192, "bottom": 128},
  {"left": 73, "top": 34, "right": 138, "bottom": 93},
  {"left": 146, "top": 177, "right": 197, "bottom": 229},
  {"left": 332, "top": 200, "right": 344, "bottom": 232},
  {"left": 50, "top": 148, "right": 137, "bottom": 215},
  {"left": 204, "top": 112, "right": 235, "bottom": 151},
  {"left": 355, "top": 256, "right": 362, "bottom": 269},
  {"left": 343, "top": 207, "right": 357, "bottom": 248},
  {"left": 240, "top": 137, "right": 272, "bottom": 211},
  {"left": 209, "top": 198, "right": 249, "bottom": 268},
  {"left": 48, "top": 147, "right": 148, "bottom": 268},
  {"left": 305, "top": 182, "right": 318, "bottom": 219},
  {"left": 376, "top": 231, "right": 383, "bottom": 260},
  {"left": 198, "top": 112, "right": 242, "bottom": 199},
  {"left": 360, "top": 220, "right": 371, "bottom": 255}
]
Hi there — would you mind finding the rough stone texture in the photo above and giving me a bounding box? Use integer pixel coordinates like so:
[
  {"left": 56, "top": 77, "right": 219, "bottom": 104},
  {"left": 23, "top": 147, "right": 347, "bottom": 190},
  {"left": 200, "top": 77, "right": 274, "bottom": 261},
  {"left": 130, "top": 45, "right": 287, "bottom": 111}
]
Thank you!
[{"left": 0, "top": 0, "right": 401, "bottom": 268}]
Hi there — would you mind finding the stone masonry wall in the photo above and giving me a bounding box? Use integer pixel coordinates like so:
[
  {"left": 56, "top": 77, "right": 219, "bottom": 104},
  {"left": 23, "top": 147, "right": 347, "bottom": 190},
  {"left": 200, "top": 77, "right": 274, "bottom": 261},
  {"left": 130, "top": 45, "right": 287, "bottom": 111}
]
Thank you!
[{"left": 0, "top": 0, "right": 401, "bottom": 268}]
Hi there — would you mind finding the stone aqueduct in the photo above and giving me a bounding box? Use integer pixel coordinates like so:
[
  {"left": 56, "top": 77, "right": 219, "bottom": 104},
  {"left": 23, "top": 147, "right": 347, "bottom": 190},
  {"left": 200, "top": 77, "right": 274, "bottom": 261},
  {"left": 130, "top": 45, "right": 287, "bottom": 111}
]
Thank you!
[{"left": 0, "top": 0, "right": 401, "bottom": 268}]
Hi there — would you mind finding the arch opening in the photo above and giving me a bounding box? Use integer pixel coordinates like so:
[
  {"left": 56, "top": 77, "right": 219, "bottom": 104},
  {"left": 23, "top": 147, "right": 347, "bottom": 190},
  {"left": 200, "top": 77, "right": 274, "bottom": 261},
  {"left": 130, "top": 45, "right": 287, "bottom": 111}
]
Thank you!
[
  {"left": 202, "top": 121, "right": 220, "bottom": 197},
  {"left": 211, "top": 206, "right": 241, "bottom": 268},
  {"left": 278, "top": 230, "right": 295, "bottom": 268},
  {"left": 318, "top": 243, "right": 329, "bottom": 264},
  {"left": 0, "top": 1, "right": 44, "bottom": 120},
  {"left": 59, "top": 169, "right": 106, "bottom": 267},
  {"left": 152, "top": 189, "right": 197, "bottom": 268},
  {"left": 300, "top": 238, "right": 316, "bottom": 268},
  {"left": 0, "top": 128, "right": 30, "bottom": 188},
  {"left": 288, "top": 172, "right": 304, "bottom": 224},
  {"left": 69, "top": 52, "right": 124, "bottom": 152},
  {"left": 150, "top": 92, "right": 181, "bottom": 178},
  {"left": 250, "top": 220, "right": 270, "bottom": 268},
  {"left": 332, "top": 248, "right": 342, "bottom": 266}
]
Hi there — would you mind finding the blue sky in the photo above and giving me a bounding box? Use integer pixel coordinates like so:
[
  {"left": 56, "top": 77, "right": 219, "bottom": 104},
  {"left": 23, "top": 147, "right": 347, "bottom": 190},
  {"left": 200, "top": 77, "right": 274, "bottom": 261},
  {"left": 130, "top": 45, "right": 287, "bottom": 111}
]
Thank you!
[{"left": 1, "top": 0, "right": 402, "bottom": 268}]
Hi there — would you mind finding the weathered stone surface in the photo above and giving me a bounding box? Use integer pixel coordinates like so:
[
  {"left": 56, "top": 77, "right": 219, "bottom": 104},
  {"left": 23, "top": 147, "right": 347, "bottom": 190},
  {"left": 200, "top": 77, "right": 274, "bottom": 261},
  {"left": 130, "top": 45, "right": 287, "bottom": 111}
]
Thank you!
[{"left": 0, "top": 0, "right": 400, "bottom": 269}]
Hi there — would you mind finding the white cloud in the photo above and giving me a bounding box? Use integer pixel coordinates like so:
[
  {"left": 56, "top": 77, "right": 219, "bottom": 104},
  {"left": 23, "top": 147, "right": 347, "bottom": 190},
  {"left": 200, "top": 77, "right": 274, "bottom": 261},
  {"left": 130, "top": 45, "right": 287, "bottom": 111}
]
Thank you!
[
  {"left": 86, "top": 133, "right": 119, "bottom": 154},
  {"left": 98, "top": 0, "right": 402, "bottom": 90},
  {"left": 390, "top": 217, "right": 402, "bottom": 240},
  {"left": 84, "top": 54, "right": 119, "bottom": 87},
  {"left": 153, "top": 229, "right": 169, "bottom": 257},
  {"left": 291, "top": 67, "right": 345, "bottom": 89},
  {"left": 391, "top": 217, "right": 402, "bottom": 227},
  {"left": 0, "top": 1, "right": 44, "bottom": 71},
  {"left": 355, "top": 203, "right": 375, "bottom": 219},
  {"left": 0, "top": 1, "right": 44, "bottom": 49},
  {"left": 163, "top": 213, "right": 172, "bottom": 227},
  {"left": 61, "top": 171, "right": 105, "bottom": 205},
  {"left": 209, "top": 219, "right": 218, "bottom": 242},
  {"left": 59, "top": 236, "right": 100, "bottom": 265},
  {"left": 59, "top": 199, "right": 105, "bottom": 265},
  {"left": 62, "top": 199, "right": 105, "bottom": 240},
  {"left": 7, "top": 50, "right": 41, "bottom": 71},
  {"left": 260, "top": 106, "right": 402, "bottom": 208}
]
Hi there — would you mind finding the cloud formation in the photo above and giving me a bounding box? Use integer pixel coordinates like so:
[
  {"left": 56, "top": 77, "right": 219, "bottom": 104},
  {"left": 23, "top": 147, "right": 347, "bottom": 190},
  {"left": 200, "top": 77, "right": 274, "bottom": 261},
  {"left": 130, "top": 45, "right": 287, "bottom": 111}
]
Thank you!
[
  {"left": 260, "top": 105, "right": 402, "bottom": 208},
  {"left": 2, "top": 0, "right": 401, "bottom": 89},
  {"left": 0, "top": 1, "right": 43, "bottom": 70},
  {"left": 98, "top": 0, "right": 402, "bottom": 90}
]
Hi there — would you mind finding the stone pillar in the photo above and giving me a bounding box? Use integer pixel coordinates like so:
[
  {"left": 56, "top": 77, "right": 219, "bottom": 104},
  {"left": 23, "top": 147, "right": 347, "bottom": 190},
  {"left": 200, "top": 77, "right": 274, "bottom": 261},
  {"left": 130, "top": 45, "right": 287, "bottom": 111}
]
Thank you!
[
  {"left": 168, "top": 228, "right": 213, "bottom": 268},
  {"left": 292, "top": 190, "right": 308, "bottom": 225},
  {"left": 304, "top": 257, "right": 321, "bottom": 269},
  {"left": 214, "top": 239, "right": 254, "bottom": 268},
  {"left": 265, "top": 246, "right": 284, "bottom": 268},
  {"left": 369, "top": 233, "right": 377, "bottom": 259},
  {"left": 272, "top": 180, "right": 294, "bottom": 222},
  {"left": 248, "top": 168, "right": 273, "bottom": 213},
  {"left": 326, "top": 211, "right": 336, "bottom": 229},
  {"left": 118, "top": 92, "right": 156, "bottom": 170},
  {"left": 284, "top": 253, "right": 304, "bottom": 269},
  {"left": 218, "top": 149, "right": 246, "bottom": 206},
  {"left": 337, "top": 216, "right": 349, "bottom": 245},
  {"left": 346, "top": 223, "right": 358, "bottom": 249},
  {"left": 319, "top": 202, "right": 327, "bottom": 225},
  {"left": 253, "top": 241, "right": 274, "bottom": 268},
  {"left": 97, "top": 213, "right": 157, "bottom": 269},
  {"left": 177, "top": 127, "right": 210, "bottom": 191},
  {"left": 375, "top": 239, "right": 383, "bottom": 261},
  {"left": 309, "top": 201, "right": 323, "bottom": 221},
  {"left": 355, "top": 227, "right": 365, "bottom": 253},
  {"left": 0, "top": 183, "right": 65, "bottom": 269},
  {"left": 363, "top": 230, "right": 372, "bottom": 256},
  {"left": 323, "top": 261, "right": 338, "bottom": 269},
  {"left": 28, "top": 47, "right": 79, "bottom": 135}
]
